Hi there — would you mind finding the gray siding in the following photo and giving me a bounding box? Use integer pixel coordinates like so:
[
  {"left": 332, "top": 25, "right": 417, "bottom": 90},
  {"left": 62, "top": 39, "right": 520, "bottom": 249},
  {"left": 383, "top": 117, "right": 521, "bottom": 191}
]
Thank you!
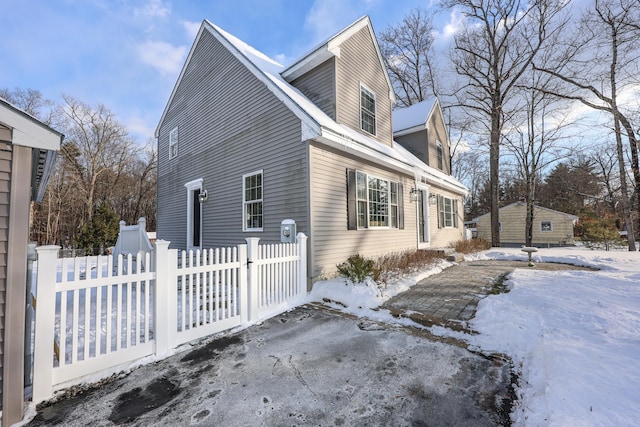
[
  {"left": 309, "top": 142, "right": 416, "bottom": 280},
  {"left": 335, "top": 27, "right": 393, "bottom": 146},
  {"left": 157, "top": 29, "right": 309, "bottom": 249},
  {"left": 290, "top": 58, "right": 336, "bottom": 120},
  {"left": 395, "top": 130, "right": 429, "bottom": 165},
  {"left": 0, "top": 141, "right": 8, "bottom": 405}
]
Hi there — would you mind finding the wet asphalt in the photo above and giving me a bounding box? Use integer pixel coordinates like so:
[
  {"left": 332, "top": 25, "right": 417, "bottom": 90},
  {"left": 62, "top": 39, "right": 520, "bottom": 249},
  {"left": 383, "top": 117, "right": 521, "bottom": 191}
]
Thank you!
[
  {"left": 27, "top": 306, "right": 513, "bottom": 426},
  {"left": 27, "top": 259, "right": 595, "bottom": 426}
]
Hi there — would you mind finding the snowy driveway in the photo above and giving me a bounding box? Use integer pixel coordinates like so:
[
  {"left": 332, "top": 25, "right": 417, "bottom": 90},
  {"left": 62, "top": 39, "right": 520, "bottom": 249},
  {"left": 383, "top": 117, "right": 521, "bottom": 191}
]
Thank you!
[{"left": 28, "top": 306, "right": 512, "bottom": 426}]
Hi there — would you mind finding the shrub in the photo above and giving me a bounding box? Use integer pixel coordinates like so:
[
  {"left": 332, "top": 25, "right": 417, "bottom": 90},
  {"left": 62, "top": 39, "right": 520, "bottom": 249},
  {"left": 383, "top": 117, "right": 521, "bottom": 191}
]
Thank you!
[
  {"left": 337, "top": 250, "right": 445, "bottom": 285},
  {"left": 451, "top": 238, "right": 490, "bottom": 254},
  {"left": 337, "top": 254, "right": 380, "bottom": 284}
]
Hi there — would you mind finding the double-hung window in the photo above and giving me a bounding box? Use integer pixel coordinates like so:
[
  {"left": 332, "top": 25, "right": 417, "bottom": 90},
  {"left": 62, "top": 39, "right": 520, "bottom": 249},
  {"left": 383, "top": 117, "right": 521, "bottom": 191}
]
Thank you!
[
  {"left": 169, "top": 126, "right": 178, "bottom": 159},
  {"left": 436, "top": 142, "right": 444, "bottom": 170},
  {"left": 243, "top": 170, "right": 263, "bottom": 231},
  {"left": 351, "top": 170, "right": 402, "bottom": 229},
  {"left": 360, "top": 84, "right": 376, "bottom": 135},
  {"left": 437, "top": 195, "right": 459, "bottom": 228}
]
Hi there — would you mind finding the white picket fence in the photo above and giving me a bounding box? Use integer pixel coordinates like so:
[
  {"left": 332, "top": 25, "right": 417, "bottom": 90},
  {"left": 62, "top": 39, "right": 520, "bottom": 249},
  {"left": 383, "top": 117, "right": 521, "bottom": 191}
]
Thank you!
[{"left": 32, "top": 234, "right": 308, "bottom": 403}]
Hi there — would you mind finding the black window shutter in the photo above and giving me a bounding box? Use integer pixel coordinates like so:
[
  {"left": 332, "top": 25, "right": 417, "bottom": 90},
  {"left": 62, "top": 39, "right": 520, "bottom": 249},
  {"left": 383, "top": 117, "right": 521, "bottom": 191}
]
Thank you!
[
  {"left": 437, "top": 195, "right": 443, "bottom": 229},
  {"left": 347, "top": 169, "right": 358, "bottom": 230},
  {"left": 398, "top": 183, "right": 404, "bottom": 230}
]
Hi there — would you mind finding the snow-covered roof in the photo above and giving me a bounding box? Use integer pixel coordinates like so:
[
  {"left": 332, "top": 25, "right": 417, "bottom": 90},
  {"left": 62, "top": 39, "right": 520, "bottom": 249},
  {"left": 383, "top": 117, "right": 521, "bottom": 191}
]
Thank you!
[
  {"left": 392, "top": 98, "right": 438, "bottom": 134},
  {"left": 156, "top": 18, "right": 467, "bottom": 196}
]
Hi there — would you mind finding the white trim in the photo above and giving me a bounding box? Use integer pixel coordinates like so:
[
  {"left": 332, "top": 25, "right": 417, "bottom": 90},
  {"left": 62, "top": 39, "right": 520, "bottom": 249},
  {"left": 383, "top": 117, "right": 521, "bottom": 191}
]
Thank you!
[
  {"left": 355, "top": 169, "right": 399, "bottom": 230},
  {"left": 184, "top": 178, "right": 203, "bottom": 250},
  {"left": 359, "top": 83, "right": 377, "bottom": 136},
  {"left": 169, "top": 126, "right": 178, "bottom": 159},
  {"left": 155, "top": 21, "right": 322, "bottom": 140},
  {"left": 242, "top": 169, "right": 264, "bottom": 232},
  {"left": 0, "top": 99, "right": 63, "bottom": 150},
  {"left": 417, "top": 184, "right": 431, "bottom": 249}
]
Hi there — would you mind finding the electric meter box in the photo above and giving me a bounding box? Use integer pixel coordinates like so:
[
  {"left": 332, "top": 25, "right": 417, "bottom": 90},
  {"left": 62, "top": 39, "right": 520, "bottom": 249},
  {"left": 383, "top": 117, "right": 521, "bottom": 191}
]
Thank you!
[{"left": 280, "top": 219, "right": 296, "bottom": 243}]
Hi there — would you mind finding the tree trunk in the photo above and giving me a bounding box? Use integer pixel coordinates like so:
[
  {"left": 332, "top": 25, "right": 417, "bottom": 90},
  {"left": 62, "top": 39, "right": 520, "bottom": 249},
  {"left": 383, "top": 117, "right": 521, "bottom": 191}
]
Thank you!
[{"left": 490, "top": 106, "right": 501, "bottom": 247}]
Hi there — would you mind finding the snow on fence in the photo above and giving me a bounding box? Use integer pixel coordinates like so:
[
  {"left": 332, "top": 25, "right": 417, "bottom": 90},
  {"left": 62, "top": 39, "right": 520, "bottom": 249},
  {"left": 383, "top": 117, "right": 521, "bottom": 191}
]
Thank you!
[{"left": 32, "top": 234, "right": 307, "bottom": 404}]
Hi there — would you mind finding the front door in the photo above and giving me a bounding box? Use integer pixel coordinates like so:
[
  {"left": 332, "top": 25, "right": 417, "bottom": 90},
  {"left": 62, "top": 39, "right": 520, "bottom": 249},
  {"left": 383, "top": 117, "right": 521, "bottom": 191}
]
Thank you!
[{"left": 418, "top": 189, "right": 430, "bottom": 247}]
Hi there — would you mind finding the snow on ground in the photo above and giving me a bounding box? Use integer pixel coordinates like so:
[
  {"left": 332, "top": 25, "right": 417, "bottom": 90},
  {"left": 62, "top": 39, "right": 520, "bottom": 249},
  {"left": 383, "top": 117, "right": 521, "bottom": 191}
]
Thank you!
[{"left": 309, "top": 247, "right": 640, "bottom": 426}]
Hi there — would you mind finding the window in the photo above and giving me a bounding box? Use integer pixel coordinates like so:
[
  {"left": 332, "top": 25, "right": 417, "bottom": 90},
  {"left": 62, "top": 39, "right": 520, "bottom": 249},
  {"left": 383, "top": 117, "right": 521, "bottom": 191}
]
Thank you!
[
  {"left": 169, "top": 126, "right": 178, "bottom": 159},
  {"left": 437, "top": 195, "right": 459, "bottom": 228},
  {"left": 436, "top": 142, "right": 444, "bottom": 170},
  {"left": 349, "top": 170, "right": 402, "bottom": 229},
  {"left": 360, "top": 85, "right": 376, "bottom": 135},
  {"left": 243, "top": 170, "right": 263, "bottom": 231},
  {"left": 541, "top": 220, "right": 553, "bottom": 232},
  {"left": 184, "top": 178, "right": 203, "bottom": 249}
]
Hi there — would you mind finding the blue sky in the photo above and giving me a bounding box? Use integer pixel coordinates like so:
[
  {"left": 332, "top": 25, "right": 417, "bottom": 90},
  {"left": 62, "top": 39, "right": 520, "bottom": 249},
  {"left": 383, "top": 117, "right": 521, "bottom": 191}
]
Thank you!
[{"left": 1, "top": 0, "right": 457, "bottom": 144}]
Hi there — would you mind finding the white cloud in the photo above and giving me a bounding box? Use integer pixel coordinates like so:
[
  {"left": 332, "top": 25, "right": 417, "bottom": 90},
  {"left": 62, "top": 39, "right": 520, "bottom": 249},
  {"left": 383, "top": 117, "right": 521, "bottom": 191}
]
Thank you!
[
  {"left": 304, "top": 0, "right": 372, "bottom": 43},
  {"left": 136, "top": 41, "right": 187, "bottom": 75},
  {"left": 134, "top": 0, "right": 171, "bottom": 18},
  {"left": 125, "top": 114, "right": 156, "bottom": 142},
  {"left": 440, "top": 9, "right": 465, "bottom": 41},
  {"left": 182, "top": 20, "right": 201, "bottom": 41}
]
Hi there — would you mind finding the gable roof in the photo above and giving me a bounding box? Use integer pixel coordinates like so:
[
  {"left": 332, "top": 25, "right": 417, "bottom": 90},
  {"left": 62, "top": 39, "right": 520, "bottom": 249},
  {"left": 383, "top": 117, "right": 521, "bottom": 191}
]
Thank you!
[
  {"left": 392, "top": 98, "right": 438, "bottom": 134},
  {"left": 156, "top": 18, "right": 467, "bottom": 195},
  {"left": 281, "top": 16, "right": 395, "bottom": 103},
  {"left": 471, "top": 201, "right": 579, "bottom": 223}
]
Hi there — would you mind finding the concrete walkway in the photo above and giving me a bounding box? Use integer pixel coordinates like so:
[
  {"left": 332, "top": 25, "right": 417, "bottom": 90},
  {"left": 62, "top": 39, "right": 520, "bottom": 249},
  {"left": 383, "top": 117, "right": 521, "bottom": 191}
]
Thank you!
[{"left": 382, "top": 260, "right": 593, "bottom": 331}]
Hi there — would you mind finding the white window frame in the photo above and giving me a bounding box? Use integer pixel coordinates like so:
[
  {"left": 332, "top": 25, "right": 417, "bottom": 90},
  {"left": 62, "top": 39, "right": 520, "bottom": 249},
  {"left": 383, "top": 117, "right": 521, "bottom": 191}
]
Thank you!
[
  {"left": 184, "top": 178, "right": 203, "bottom": 250},
  {"left": 437, "top": 195, "right": 459, "bottom": 228},
  {"left": 169, "top": 126, "right": 178, "bottom": 159},
  {"left": 243, "top": 170, "right": 263, "bottom": 232},
  {"left": 541, "top": 220, "right": 553, "bottom": 232},
  {"left": 436, "top": 141, "right": 444, "bottom": 170},
  {"left": 355, "top": 170, "right": 399, "bottom": 230},
  {"left": 359, "top": 83, "right": 377, "bottom": 136}
]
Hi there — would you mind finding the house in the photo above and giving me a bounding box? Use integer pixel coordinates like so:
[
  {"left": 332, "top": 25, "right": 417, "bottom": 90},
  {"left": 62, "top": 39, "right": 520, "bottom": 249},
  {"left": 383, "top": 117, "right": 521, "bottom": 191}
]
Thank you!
[
  {"left": 472, "top": 201, "right": 578, "bottom": 247},
  {"left": 0, "top": 98, "right": 62, "bottom": 425},
  {"left": 155, "top": 16, "right": 467, "bottom": 283}
]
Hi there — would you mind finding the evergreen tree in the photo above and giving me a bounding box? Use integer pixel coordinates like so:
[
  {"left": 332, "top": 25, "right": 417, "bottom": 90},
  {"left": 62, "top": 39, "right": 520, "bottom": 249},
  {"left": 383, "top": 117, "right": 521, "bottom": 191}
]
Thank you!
[{"left": 74, "top": 203, "right": 120, "bottom": 254}]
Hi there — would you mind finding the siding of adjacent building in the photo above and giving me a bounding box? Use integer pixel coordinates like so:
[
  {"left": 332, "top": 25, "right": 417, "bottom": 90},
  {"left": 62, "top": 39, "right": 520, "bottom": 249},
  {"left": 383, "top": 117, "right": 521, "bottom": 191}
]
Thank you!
[
  {"left": 290, "top": 58, "right": 336, "bottom": 120},
  {"left": 0, "top": 141, "right": 9, "bottom": 406},
  {"left": 157, "top": 29, "right": 309, "bottom": 248},
  {"left": 335, "top": 27, "right": 393, "bottom": 146},
  {"left": 475, "top": 203, "right": 576, "bottom": 247},
  {"left": 308, "top": 141, "right": 417, "bottom": 280}
]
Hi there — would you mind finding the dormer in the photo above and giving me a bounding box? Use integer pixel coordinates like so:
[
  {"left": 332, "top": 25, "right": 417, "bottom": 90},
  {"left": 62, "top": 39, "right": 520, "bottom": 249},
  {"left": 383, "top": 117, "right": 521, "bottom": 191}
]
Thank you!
[
  {"left": 393, "top": 98, "right": 452, "bottom": 175},
  {"left": 282, "top": 16, "right": 396, "bottom": 147}
]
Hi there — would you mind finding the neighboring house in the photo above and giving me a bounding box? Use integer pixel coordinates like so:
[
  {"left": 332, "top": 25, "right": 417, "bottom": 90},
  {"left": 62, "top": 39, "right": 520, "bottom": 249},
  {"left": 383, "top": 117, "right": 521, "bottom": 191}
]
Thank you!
[
  {"left": 472, "top": 201, "right": 578, "bottom": 247},
  {"left": 155, "top": 16, "right": 467, "bottom": 283},
  {"left": 0, "top": 98, "right": 62, "bottom": 425}
]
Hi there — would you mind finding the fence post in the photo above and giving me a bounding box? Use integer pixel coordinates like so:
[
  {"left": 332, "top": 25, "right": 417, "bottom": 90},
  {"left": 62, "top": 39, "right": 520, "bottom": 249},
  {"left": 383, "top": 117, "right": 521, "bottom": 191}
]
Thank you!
[
  {"left": 296, "top": 233, "right": 308, "bottom": 296},
  {"left": 245, "top": 238, "right": 260, "bottom": 322},
  {"left": 238, "top": 244, "right": 248, "bottom": 324},
  {"left": 32, "top": 245, "right": 61, "bottom": 404},
  {"left": 153, "top": 240, "right": 177, "bottom": 355}
]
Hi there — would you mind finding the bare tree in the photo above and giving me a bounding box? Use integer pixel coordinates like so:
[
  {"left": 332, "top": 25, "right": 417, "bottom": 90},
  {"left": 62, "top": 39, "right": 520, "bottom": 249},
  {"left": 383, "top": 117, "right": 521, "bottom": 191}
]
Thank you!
[
  {"left": 442, "top": 0, "right": 568, "bottom": 246},
  {"left": 534, "top": 0, "right": 639, "bottom": 250},
  {"left": 379, "top": 8, "right": 441, "bottom": 106},
  {"left": 503, "top": 69, "right": 573, "bottom": 246},
  {"left": 61, "top": 95, "right": 136, "bottom": 225}
]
